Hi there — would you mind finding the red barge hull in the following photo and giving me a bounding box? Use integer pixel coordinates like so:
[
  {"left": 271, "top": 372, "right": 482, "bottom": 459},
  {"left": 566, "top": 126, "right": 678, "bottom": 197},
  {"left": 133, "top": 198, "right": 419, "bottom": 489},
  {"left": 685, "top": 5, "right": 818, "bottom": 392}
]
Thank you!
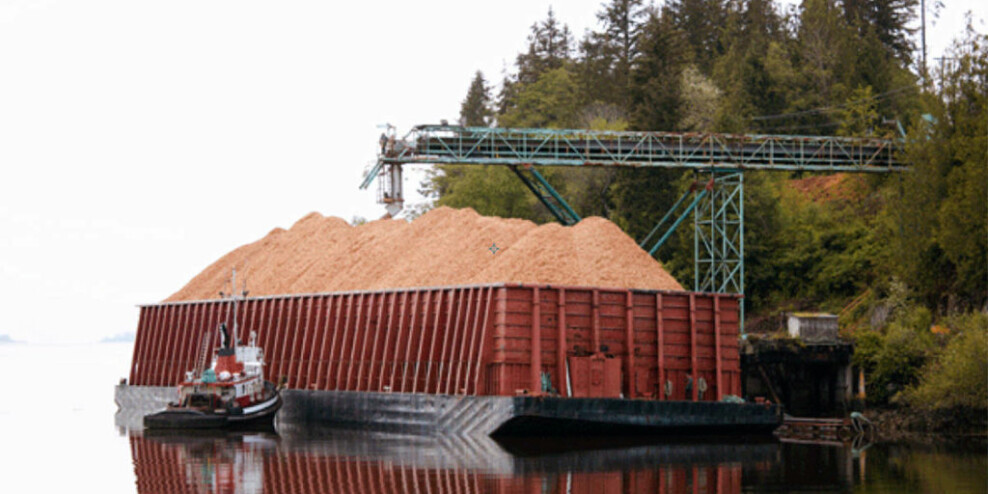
[{"left": 123, "top": 283, "right": 781, "bottom": 434}]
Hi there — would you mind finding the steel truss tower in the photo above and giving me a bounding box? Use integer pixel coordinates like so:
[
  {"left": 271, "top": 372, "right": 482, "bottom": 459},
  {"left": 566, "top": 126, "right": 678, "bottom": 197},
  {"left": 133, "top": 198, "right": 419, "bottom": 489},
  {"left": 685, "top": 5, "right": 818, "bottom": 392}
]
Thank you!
[{"left": 695, "top": 171, "right": 744, "bottom": 321}]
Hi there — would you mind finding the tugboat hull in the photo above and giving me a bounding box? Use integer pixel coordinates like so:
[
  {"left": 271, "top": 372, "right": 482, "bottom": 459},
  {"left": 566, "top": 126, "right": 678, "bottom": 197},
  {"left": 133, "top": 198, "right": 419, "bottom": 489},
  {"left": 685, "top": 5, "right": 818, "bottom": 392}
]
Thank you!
[
  {"left": 143, "top": 394, "right": 281, "bottom": 430},
  {"left": 144, "top": 410, "right": 229, "bottom": 429}
]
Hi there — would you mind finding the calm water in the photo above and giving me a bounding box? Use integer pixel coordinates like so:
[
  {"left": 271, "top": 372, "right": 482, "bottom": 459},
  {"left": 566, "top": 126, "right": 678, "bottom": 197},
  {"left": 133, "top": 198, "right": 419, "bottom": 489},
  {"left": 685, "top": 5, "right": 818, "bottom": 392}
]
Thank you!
[{"left": 1, "top": 344, "right": 984, "bottom": 493}]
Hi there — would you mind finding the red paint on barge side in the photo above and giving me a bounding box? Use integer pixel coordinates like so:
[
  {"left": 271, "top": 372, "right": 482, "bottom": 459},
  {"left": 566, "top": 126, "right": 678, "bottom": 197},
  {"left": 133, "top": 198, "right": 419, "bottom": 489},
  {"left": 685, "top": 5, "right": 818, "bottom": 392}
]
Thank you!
[{"left": 129, "top": 283, "right": 742, "bottom": 402}]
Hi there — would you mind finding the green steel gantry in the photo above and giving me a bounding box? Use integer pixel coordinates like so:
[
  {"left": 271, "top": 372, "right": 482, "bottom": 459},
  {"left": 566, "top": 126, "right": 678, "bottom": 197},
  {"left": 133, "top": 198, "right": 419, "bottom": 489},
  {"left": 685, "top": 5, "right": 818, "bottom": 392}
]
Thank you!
[{"left": 361, "top": 125, "right": 905, "bottom": 327}]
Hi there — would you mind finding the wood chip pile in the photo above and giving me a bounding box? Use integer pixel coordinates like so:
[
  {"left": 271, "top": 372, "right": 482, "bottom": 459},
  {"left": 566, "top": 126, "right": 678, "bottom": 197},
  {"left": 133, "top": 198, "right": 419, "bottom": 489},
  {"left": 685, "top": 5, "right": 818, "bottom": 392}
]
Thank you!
[{"left": 166, "top": 207, "right": 683, "bottom": 301}]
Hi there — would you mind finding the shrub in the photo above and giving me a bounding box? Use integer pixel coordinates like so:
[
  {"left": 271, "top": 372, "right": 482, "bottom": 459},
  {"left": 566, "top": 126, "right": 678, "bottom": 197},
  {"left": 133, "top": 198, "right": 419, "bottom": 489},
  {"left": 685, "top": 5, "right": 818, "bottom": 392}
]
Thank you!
[{"left": 902, "top": 312, "right": 988, "bottom": 411}]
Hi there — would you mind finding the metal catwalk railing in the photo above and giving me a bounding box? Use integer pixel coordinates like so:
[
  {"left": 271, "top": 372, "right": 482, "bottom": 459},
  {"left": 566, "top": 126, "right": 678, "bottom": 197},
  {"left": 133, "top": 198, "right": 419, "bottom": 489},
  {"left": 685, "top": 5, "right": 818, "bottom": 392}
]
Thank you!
[{"left": 363, "top": 125, "right": 903, "bottom": 186}]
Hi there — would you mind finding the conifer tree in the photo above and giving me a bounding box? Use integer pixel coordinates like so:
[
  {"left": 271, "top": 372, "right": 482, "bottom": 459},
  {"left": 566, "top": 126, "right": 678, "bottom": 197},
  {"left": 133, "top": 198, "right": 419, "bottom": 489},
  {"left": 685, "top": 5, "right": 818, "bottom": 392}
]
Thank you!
[
  {"left": 666, "top": 0, "right": 727, "bottom": 74},
  {"left": 629, "top": 7, "right": 688, "bottom": 131},
  {"left": 784, "top": 0, "right": 853, "bottom": 132},
  {"left": 460, "top": 71, "right": 492, "bottom": 127},
  {"left": 595, "top": 0, "right": 647, "bottom": 107},
  {"left": 500, "top": 67, "right": 580, "bottom": 129},
  {"left": 516, "top": 7, "right": 573, "bottom": 85},
  {"left": 575, "top": 32, "right": 620, "bottom": 107},
  {"left": 712, "top": 0, "right": 790, "bottom": 131},
  {"left": 841, "top": 0, "right": 918, "bottom": 63}
]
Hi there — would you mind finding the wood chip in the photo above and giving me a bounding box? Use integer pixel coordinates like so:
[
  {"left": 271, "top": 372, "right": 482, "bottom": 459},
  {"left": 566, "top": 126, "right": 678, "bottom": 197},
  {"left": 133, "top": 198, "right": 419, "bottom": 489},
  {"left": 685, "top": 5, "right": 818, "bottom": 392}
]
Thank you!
[{"left": 165, "top": 207, "right": 683, "bottom": 301}]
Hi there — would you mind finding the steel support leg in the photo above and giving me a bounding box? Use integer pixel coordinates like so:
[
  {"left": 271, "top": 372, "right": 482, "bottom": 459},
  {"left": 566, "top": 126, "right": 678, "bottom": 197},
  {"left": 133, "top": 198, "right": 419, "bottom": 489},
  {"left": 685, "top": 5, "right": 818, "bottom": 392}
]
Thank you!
[
  {"left": 694, "top": 171, "right": 744, "bottom": 332},
  {"left": 510, "top": 165, "right": 581, "bottom": 226}
]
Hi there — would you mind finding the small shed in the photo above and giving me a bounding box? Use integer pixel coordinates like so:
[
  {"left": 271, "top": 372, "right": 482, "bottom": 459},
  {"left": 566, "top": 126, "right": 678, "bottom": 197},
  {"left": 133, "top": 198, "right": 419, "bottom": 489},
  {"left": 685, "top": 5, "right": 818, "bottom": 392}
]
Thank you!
[{"left": 787, "top": 313, "right": 839, "bottom": 343}]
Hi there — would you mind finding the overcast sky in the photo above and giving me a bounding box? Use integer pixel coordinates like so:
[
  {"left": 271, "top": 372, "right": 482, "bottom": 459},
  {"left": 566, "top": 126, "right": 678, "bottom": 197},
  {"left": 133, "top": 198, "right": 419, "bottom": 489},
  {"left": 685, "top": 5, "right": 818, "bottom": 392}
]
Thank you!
[{"left": 1, "top": 0, "right": 983, "bottom": 344}]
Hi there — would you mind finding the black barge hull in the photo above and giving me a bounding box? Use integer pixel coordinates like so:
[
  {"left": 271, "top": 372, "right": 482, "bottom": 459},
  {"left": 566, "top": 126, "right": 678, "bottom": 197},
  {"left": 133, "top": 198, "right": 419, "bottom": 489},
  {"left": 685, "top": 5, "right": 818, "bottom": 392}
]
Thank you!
[
  {"left": 120, "top": 385, "right": 780, "bottom": 435},
  {"left": 274, "top": 390, "right": 783, "bottom": 437}
]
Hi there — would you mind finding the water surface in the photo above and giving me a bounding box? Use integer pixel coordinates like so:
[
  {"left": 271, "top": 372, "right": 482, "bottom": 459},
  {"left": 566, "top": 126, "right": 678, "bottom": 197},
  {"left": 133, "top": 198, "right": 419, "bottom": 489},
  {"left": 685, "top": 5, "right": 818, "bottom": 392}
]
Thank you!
[{"left": 1, "top": 343, "right": 983, "bottom": 493}]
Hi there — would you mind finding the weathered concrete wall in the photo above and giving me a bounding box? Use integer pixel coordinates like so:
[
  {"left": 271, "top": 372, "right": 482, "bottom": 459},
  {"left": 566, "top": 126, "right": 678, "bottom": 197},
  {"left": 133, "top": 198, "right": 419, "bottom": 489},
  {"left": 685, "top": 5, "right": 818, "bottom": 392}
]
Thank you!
[{"left": 787, "top": 314, "right": 839, "bottom": 343}]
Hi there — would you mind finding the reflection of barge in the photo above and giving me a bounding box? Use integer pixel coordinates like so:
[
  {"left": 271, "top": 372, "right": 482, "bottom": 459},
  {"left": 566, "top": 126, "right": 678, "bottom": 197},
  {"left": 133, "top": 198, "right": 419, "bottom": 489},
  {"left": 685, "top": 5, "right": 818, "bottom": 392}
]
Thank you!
[
  {"left": 131, "top": 431, "right": 776, "bottom": 494},
  {"left": 117, "top": 283, "right": 782, "bottom": 435}
]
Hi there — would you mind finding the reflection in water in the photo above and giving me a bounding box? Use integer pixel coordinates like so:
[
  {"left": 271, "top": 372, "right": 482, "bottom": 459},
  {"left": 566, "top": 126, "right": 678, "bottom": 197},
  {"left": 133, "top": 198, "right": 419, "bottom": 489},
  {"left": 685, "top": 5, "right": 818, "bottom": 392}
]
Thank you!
[
  {"left": 130, "top": 431, "right": 775, "bottom": 494},
  {"left": 132, "top": 433, "right": 274, "bottom": 494},
  {"left": 128, "top": 431, "right": 987, "bottom": 494}
]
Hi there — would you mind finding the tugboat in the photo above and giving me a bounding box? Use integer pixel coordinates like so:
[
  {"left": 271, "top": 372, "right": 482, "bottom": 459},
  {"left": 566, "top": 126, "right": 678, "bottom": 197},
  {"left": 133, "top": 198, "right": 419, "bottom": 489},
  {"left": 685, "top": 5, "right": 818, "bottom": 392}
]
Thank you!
[{"left": 144, "top": 270, "right": 281, "bottom": 430}]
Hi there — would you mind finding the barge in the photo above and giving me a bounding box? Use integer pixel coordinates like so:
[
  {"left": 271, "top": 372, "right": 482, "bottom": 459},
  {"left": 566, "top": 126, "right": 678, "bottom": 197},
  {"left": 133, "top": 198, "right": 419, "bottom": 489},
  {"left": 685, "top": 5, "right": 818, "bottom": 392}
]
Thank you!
[{"left": 116, "top": 283, "right": 782, "bottom": 435}]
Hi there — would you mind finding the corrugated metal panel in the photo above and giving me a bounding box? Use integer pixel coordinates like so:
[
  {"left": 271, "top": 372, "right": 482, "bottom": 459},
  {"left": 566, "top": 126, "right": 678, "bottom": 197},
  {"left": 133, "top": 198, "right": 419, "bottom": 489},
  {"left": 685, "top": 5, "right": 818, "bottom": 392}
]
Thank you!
[
  {"left": 486, "top": 285, "right": 740, "bottom": 401},
  {"left": 129, "top": 284, "right": 741, "bottom": 401}
]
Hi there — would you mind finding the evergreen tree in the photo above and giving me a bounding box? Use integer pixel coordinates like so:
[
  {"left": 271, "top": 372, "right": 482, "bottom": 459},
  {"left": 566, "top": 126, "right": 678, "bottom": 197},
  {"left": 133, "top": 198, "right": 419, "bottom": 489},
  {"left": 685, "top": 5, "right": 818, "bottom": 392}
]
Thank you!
[
  {"left": 781, "top": 0, "right": 853, "bottom": 133},
  {"left": 837, "top": 86, "right": 880, "bottom": 136},
  {"left": 460, "top": 71, "right": 493, "bottom": 127},
  {"left": 666, "top": 0, "right": 727, "bottom": 74},
  {"left": 574, "top": 32, "right": 620, "bottom": 108},
  {"left": 500, "top": 67, "right": 580, "bottom": 129},
  {"left": 496, "top": 73, "right": 518, "bottom": 118},
  {"left": 516, "top": 7, "right": 574, "bottom": 85},
  {"left": 629, "top": 7, "right": 689, "bottom": 131},
  {"left": 500, "top": 8, "right": 574, "bottom": 118},
  {"left": 712, "top": 0, "right": 792, "bottom": 131},
  {"left": 841, "top": 0, "right": 918, "bottom": 63},
  {"left": 594, "top": 0, "right": 648, "bottom": 107},
  {"left": 887, "top": 24, "right": 988, "bottom": 310}
]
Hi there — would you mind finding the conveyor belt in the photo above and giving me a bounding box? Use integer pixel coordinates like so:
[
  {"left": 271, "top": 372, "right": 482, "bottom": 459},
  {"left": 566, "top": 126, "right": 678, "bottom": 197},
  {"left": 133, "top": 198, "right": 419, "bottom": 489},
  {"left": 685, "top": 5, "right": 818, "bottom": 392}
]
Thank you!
[{"left": 381, "top": 125, "right": 904, "bottom": 173}]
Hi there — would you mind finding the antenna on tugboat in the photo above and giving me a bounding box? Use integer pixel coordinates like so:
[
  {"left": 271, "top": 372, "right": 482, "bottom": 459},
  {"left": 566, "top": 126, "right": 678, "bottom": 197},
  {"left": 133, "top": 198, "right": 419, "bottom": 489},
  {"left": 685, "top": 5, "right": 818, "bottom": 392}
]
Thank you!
[
  {"left": 241, "top": 260, "right": 250, "bottom": 296},
  {"left": 230, "top": 268, "right": 239, "bottom": 351}
]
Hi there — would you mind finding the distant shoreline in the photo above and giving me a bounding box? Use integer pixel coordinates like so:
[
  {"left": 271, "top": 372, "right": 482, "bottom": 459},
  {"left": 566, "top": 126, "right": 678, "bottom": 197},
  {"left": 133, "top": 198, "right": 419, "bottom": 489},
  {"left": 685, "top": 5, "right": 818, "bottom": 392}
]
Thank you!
[
  {"left": 0, "top": 334, "right": 22, "bottom": 344},
  {"left": 100, "top": 332, "right": 136, "bottom": 344}
]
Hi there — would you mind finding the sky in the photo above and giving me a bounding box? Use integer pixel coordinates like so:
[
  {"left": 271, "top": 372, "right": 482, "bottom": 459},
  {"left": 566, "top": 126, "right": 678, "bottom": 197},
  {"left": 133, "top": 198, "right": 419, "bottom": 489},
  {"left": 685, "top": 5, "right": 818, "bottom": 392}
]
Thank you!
[{"left": 0, "top": 0, "right": 983, "bottom": 344}]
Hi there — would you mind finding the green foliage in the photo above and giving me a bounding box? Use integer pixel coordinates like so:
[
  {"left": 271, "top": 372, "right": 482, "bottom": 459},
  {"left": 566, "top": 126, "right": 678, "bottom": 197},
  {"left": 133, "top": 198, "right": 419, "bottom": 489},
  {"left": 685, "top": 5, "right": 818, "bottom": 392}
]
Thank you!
[
  {"left": 574, "top": 35, "right": 620, "bottom": 107},
  {"left": 938, "top": 159, "right": 988, "bottom": 299},
  {"left": 842, "top": 0, "right": 918, "bottom": 63},
  {"left": 853, "top": 305, "right": 936, "bottom": 406},
  {"left": 735, "top": 172, "right": 787, "bottom": 312},
  {"left": 592, "top": 0, "right": 648, "bottom": 107},
  {"left": 515, "top": 7, "right": 573, "bottom": 86},
  {"left": 902, "top": 312, "right": 988, "bottom": 411},
  {"left": 885, "top": 25, "right": 988, "bottom": 310},
  {"left": 500, "top": 67, "right": 580, "bottom": 129},
  {"left": 838, "top": 86, "right": 880, "bottom": 136},
  {"left": 789, "top": 0, "right": 851, "bottom": 128},
  {"left": 432, "top": 165, "right": 545, "bottom": 222},
  {"left": 499, "top": 8, "right": 575, "bottom": 118},
  {"left": 666, "top": 0, "right": 727, "bottom": 74},
  {"left": 608, "top": 168, "right": 687, "bottom": 251},
  {"left": 460, "top": 71, "right": 493, "bottom": 127},
  {"left": 680, "top": 65, "right": 721, "bottom": 131},
  {"left": 629, "top": 8, "right": 688, "bottom": 131},
  {"left": 712, "top": 0, "right": 789, "bottom": 130}
]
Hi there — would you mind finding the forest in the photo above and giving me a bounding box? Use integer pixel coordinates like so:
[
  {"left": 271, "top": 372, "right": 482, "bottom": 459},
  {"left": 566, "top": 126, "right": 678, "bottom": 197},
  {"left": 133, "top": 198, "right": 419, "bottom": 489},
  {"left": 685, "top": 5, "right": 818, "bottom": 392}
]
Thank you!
[{"left": 413, "top": 0, "right": 987, "bottom": 421}]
